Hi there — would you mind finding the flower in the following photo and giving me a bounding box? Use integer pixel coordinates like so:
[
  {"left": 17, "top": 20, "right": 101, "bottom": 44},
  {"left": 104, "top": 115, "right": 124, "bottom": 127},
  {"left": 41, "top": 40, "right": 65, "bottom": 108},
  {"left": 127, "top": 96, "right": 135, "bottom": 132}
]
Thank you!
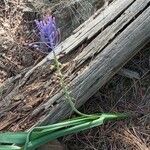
[{"left": 35, "top": 15, "right": 60, "bottom": 52}]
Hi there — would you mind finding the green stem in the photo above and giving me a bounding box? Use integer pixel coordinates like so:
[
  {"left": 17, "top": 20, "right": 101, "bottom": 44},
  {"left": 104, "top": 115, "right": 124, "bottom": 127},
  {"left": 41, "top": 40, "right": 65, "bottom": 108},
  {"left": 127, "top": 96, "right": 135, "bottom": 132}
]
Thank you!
[{"left": 52, "top": 50, "right": 92, "bottom": 117}]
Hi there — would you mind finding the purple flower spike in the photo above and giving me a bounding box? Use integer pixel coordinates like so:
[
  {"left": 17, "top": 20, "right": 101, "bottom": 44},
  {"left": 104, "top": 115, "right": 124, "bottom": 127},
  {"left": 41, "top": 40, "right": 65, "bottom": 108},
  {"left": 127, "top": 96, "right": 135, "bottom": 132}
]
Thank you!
[{"left": 35, "top": 15, "right": 60, "bottom": 52}]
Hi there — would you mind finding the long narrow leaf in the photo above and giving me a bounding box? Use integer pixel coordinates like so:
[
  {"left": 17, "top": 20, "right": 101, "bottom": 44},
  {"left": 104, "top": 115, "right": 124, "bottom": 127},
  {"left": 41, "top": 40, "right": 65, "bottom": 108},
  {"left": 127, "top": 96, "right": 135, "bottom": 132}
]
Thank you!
[
  {"left": 26, "top": 113, "right": 127, "bottom": 150},
  {"left": 0, "top": 132, "right": 27, "bottom": 145},
  {"left": 0, "top": 145, "right": 21, "bottom": 150},
  {"left": 31, "top": 115, "right": 97, "bottom": 139},
  {"left": 0, "top": 113, "right": 127, "bottom": 150},
  {"left": 0, "top": 116, "right": 95, "bottom": 145},
  {"left": 24, "top": 116, "right": 98, "bottom": 149}
]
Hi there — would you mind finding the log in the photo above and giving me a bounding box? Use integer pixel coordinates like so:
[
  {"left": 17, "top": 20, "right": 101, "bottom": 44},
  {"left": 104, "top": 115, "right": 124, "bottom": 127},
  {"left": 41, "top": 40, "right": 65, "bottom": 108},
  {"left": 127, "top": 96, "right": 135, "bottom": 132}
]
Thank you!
[{"left": 0, "top": 0, "right": 150, "bottom": 131}]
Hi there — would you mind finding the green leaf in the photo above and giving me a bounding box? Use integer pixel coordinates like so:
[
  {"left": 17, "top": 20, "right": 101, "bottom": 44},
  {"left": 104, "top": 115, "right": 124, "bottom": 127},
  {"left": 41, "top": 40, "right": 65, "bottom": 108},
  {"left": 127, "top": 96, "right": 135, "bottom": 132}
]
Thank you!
[
  {"left": 0, "top": 113, "right": 128, "bottom": 150},
  {"left": 0, "top": 145, "right": 21, "bottom": 150},
  {"left": 0, "top": 116, "right": 93, "bottom": 145},
  {"left": 26, "top": 113, "right": 127, "bottom": 150},
  {"left": 0, "top": 132, "right": 27, "bottom": 145},
  {"left": 24, "top": 115, "right": 97, "bottom": 150}
]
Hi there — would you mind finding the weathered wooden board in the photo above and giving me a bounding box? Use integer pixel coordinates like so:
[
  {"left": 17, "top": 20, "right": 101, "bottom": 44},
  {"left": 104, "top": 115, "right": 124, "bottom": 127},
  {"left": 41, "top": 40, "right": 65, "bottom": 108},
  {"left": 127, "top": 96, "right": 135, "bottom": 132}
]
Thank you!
[{"left": 0, "top": 0, "right": 150, "bottom": 131}]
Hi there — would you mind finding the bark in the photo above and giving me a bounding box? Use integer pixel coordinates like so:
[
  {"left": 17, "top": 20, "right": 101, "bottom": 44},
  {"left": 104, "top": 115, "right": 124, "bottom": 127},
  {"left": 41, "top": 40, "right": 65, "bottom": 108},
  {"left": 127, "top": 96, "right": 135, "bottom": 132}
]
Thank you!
[{"left": 0, "top": 0, "right": 150, "bottom": 131}]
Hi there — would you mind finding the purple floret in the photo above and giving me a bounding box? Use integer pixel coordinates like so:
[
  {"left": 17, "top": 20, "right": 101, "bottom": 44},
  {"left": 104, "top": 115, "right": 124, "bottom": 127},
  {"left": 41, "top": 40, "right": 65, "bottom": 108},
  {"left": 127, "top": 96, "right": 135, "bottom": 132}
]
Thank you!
[{"left": 35, "top": 15, "right": 60, "bottom": 52}]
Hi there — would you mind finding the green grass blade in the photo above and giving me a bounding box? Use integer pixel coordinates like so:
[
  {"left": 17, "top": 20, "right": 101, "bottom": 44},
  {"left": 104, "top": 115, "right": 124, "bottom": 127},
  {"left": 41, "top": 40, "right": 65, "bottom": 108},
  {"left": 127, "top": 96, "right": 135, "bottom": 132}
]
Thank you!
[
  {"left": 28, "top": 115, "right": 98, "bottom": 142},
  {"left": 32, "top": 115, "right": 97, "bottom": 131},
  {"left": 26, "top": 113, "right": 127, "bottom": 150},
  {"left": 0, "top": 145, "right": 22, "bottom": 150},
  {"left": 24, "top": 116, "right": 97, "bottom": 150},
  {"left": 0, "top": 116, "right": 95, "bottom": 145},
  {"left": 0, "top": 113, "right": 128, "bottom": 150},
  {"left": 0, "top": 132, "right": 27, "bottom": 145}
]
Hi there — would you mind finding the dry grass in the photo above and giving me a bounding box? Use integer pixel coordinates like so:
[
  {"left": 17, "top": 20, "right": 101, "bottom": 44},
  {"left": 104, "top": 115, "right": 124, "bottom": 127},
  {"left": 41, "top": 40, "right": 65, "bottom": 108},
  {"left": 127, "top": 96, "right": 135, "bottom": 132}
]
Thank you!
[
  {"left": 0, "top": 0, "right": 24, "bottom": 44},
  {"left": 116, "top": 127, "right": 149, "bottom": 150},
  {"left": 0, "top": 0, "right": 42, "bottom": 84}
]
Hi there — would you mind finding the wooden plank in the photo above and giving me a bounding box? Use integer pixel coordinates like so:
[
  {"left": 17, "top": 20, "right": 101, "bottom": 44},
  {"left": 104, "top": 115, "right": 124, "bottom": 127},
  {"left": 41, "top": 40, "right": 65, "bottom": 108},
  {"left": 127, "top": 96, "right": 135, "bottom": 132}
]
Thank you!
[{"left": 75, "top": 0, "right": 149, "bottom": 67}]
